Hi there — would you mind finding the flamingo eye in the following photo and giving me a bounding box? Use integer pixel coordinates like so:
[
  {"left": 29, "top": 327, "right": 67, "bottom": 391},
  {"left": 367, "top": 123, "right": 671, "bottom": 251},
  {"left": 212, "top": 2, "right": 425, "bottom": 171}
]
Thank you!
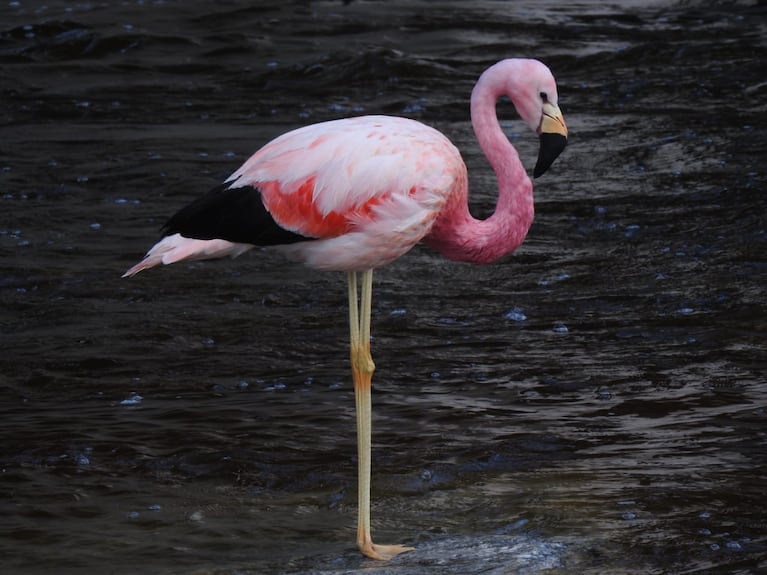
[{"left": 540, "top": 92, "right": 548, "bottom": 102}]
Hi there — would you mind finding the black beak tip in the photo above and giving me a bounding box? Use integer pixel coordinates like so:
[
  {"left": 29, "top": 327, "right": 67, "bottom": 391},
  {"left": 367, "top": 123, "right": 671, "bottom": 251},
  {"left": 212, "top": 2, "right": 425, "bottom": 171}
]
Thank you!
[{"left": 533, "top": 133, "right": 568, "bottom": 178}]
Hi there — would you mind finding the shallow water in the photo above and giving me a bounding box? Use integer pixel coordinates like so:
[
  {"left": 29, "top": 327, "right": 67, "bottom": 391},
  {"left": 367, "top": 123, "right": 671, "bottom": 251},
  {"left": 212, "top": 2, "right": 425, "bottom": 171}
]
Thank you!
[{"left": 1, "top": 1, "right": 766, "bottom": 573}]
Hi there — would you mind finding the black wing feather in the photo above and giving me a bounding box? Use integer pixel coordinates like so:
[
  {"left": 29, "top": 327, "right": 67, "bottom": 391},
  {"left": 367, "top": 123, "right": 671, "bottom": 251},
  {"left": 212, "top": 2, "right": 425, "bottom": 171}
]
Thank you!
[{"left": 162, "top": 183, "right": 312, "bottom": 246}]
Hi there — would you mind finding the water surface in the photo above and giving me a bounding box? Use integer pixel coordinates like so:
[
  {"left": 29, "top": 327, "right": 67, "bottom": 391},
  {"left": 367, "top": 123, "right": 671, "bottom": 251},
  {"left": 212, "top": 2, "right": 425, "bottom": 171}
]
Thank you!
[{"left": 1, "top": 1, "right": 765, "bottom": 573}]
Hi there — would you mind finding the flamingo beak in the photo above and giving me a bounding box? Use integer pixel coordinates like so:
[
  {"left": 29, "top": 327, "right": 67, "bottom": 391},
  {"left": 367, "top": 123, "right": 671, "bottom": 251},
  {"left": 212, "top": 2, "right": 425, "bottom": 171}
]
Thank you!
[{"left": 534, "top": 102, "right": 568, "bottom": 178}]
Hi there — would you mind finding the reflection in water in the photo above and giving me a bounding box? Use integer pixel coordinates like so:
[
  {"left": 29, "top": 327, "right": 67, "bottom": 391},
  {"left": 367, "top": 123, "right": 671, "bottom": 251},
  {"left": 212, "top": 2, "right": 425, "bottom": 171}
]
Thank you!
[{"left": 1, "top": 1, "right": 765, "bottom": 573}]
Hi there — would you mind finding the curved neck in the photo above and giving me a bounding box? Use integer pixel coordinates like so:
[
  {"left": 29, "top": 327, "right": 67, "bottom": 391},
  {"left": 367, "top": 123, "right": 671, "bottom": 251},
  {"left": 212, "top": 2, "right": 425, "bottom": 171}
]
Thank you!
[{"left": 424, "top": 63, "right": 534, "bottom": 264}]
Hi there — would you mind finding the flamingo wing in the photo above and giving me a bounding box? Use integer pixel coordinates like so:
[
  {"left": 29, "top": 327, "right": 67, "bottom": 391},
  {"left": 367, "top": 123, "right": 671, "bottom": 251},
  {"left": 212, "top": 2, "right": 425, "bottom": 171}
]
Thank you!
[
  {"left": 162, "top": 182, "right": 310, "bottom": 246},
  {"left": 223, "top": 115, "right": 463, "bottom": 242}
]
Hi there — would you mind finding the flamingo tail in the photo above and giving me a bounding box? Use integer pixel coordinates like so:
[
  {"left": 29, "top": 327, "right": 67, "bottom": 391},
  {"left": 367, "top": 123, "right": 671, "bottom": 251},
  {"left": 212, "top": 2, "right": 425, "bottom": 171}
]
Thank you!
[{"left": 122, "top": 234, "right": 254, "bottom": 277}]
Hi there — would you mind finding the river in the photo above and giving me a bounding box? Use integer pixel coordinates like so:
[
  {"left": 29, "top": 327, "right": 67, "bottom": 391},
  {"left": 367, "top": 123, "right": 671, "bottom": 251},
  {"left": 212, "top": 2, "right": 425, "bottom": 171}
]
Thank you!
[{"left": 1, "top": 1, "right": 765, "bottom": 573}]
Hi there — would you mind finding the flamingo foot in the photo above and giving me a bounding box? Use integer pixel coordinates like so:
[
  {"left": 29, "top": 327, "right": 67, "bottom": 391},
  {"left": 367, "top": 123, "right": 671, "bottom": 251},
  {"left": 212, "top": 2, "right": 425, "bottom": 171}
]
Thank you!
[{"left": 359, "top": 541, "right": 415, "bottom": 561}]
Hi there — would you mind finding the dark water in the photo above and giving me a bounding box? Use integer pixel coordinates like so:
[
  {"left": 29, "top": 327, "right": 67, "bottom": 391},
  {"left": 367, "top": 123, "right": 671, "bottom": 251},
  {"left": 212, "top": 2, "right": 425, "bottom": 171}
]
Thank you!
[{"left": 2, "top": 1, "right": 766, "bottom": 573}]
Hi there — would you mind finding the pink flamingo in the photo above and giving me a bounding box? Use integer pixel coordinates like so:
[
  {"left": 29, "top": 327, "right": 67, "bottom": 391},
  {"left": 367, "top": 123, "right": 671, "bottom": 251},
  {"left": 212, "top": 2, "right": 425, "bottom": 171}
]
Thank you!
[{"left": 123, "top": 58, "right": 567, "bottom": 560}]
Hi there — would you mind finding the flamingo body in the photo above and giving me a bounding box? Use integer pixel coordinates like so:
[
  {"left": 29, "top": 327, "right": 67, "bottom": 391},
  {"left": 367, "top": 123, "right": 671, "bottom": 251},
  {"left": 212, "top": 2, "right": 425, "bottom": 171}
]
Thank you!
[
  {"left": 246, "top": 115, "right": 466, "bottom": 271},
  {"left": 125, "top": 116, "right": 465, "bottom": 276},
  {"left": 123, "top": 58, "right": 568, "bottom": 560}
]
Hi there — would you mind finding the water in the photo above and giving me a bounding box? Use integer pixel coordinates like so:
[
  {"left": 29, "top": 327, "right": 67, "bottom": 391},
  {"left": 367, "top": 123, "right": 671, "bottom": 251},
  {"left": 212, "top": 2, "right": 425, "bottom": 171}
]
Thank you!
[{"left": 1, "top": 1, "right": 766, "bottom": 573}]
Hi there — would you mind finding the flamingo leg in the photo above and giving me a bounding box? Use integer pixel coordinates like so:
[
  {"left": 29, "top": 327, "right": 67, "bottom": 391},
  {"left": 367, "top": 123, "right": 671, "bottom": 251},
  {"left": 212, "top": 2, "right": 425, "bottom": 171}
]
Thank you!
[{"left": 347, "top": 270, "right": 414, "bottom": 561}]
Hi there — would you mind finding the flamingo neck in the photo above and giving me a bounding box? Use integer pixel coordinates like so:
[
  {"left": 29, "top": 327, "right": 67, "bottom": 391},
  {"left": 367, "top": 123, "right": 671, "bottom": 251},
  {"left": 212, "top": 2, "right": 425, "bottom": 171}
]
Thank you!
[{"left": 424, "top": 63, "right": 534, "bottom": 264}]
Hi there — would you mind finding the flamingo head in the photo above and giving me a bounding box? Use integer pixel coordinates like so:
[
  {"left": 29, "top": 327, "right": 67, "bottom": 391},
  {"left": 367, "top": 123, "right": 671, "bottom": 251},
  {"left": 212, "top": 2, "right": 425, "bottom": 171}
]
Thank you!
[{"left": 494, "top": 59, "right": 569, "bottom": 177}]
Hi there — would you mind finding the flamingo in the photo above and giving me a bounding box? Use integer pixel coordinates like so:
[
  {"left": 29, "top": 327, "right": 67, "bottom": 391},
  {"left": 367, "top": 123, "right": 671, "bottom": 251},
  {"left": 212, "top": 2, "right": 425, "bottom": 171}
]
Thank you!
[{"left": 123, "top": 58, "right": 567, "bottom": 560}]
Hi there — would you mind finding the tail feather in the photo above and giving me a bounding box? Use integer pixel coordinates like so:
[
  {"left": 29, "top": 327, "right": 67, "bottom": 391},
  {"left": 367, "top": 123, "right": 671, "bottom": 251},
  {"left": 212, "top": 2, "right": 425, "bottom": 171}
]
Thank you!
[{"left": 122, "top": 233, "right": 253, "bottom": 277}]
